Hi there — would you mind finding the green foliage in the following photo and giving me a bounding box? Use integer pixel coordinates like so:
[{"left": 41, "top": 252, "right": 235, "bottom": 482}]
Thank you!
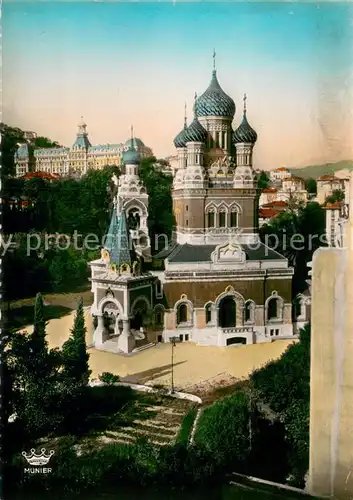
[
  {"left": 33, "top": 136, "right": 61, "bottom": 148},
  {"left": 99, "top": 372, "right": 121, "bottom": 385},
  {"left": 325, "top": 189, "right": 345, "bottom": 204},
  {"left": 250, "top": 324, "right": 311, "bottom": 485},
  {"left": 305, "top": 178, "right": 317, "bottom": 195},
  {"left": 2, "top": 234, "right": 98, "bottom": 308},
  {"left": 260, "top": 202, "right": 326, "bottom": 295},
  {"left": 257, "top": 170, "right": 270, "bottom": 189},
  {"left": 1, "top": 124, "right": 25, "bottom": 177},
  {"left": 2, "top": 166, "right": 120, "bottom": 238},
  {"left": 176, "top": 407, "right": 197, "bottom": 445},
  {"left": 139, "top": 157, "right": 175, "bottom": 250},
  {"left": 194, "top": 392, "right": 251, "bottom": 469},
  {"left": 61, "top": 298, "right": 91, "bottom": 385}
]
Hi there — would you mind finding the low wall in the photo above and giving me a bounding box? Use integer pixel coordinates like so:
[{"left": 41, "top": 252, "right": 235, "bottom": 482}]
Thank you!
[{"left": 89, "top": 379, "right": 202, "bottom": 404}]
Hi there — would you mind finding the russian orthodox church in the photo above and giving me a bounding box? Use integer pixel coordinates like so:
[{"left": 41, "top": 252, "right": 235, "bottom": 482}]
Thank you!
[{"left": 90, "top": 56, "right": 298, "bottom": 354}]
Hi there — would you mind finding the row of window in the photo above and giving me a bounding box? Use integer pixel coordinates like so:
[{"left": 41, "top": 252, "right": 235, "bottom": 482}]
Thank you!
[
  {"left": 176, "top": 296, "right": 281, "bottom": 327},
  {"left": 207, "top": 211, "right": 238, "bottom": 228},
  {"left": 181, "top": 208, "right": 238, "bottom": 228}
]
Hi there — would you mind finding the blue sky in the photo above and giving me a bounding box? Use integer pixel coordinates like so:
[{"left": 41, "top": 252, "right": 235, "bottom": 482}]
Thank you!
[{"left": 3, "top": 2, "right": 353, "bottom": 169}]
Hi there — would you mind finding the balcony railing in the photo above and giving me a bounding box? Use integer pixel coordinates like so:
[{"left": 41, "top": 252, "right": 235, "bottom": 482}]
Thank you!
[{"left": 222, "top": 326, "right": 254, "bottom": 335}]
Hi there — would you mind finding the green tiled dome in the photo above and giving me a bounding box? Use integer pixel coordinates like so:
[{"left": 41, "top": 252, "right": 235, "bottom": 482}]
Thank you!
[
  {"left": 173, "top": 123, "right": 188, "bottom": 148},
  {"left": 233, "top": 113, "right": 257, "bottom": 144},
  {"left": 184, "top": 117, "right": 208, "bottom": 144},
  {"left": 122, "top": 140, "right": 141, "bottom": 165},
  {"left": 195, "top": 71, "right": 236, "bottom": 118}
]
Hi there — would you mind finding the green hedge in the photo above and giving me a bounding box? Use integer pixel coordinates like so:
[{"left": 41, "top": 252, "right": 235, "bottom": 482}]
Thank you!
[
  {"left": 176, "top": 407, "right": 197, "bottom": 445},
  {"left": 194, "top": 391, "right": 251, "bottom": 470}
]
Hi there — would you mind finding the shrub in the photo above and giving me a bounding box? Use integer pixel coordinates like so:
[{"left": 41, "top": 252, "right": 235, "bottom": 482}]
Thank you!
[
  {"left": 98, "top": 372, "right": 120, "bottom": 385},
  {"left": 194, "top": 391, "right": 251, "bottom": 470},
  {"left": 176, "top": 407, "right": 197, "bottom": 445}
]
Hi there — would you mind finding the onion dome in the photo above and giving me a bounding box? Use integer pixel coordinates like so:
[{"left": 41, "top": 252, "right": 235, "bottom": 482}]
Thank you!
[
  {"left": 195, "top": 70, "right": 236, "bottom": 118},
  {"left": 125, "top": 137, "right": 144, "bottom": 148},
  {"left": 123, "top": 147, "right": 140, "bottom": 165},
  {"left": 184, "top": 116, "right": 208, "bottom": 144},
  {"left": 122, "top": 131, "right": 141, "bottom": 165},
  {"left": 233, "top": 94, "right": 257, "bottom": 144},
  {"left": 173, "top": 125, "right": 188, "bottom": 148},
  {"left": 183, "top": 94, "right": 208, "bottom": 144},
  {"left": 173, "top": 103, "right": 189, "bottom": 148}
]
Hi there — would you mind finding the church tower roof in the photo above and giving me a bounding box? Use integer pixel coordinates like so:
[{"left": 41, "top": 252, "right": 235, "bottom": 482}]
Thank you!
[
  {"left": 184, "top": 93, "right": 208, "bottom": 144},
  {"left": 173, "top": 102, "right": 188, "bottom": 148},
  {"left": 233, "top": 94, "right": 258, "bottom": 144},
  {"left": 122, "top": 126, "right": 141, "bottom": 165},
  {"left": 195, "top": 51, "right": 236, "bottom": 119},
  {"left": 72, "top": 116, "right": 91, "bottom": 149},
  {"left": 105, "top": 203, "right": 135, "bottom": 269}
]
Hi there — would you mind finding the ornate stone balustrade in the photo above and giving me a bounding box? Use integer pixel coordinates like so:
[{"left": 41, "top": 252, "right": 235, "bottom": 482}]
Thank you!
[{"left": 222, "top": 326, "right": 254, "bottom": 335}]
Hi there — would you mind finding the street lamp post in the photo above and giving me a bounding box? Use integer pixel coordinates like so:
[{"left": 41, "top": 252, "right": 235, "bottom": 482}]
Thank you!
[{"left": 170, "top": 336, "right": 178, "bottom": 393}]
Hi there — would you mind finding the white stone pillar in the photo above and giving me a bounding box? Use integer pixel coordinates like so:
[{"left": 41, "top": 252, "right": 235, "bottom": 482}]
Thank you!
[
  {"left": 117, "top": 318, "right": 135, "bottom": 353},
  {"left": 122, "top": 319, "right": 130, "bottom": 336},
  {"left": 93, "top": 315, "right": 105, "bottom": 346}
]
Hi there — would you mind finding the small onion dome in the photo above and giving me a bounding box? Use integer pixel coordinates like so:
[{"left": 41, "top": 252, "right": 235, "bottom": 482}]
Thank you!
[
  {"left": 125, "top": 137, "right": 144, "bottom": 148},
  {"left": 195, "top": 70, "right": 236, "bottom": 118},
  {"left": 184, "top": 117, "right": 208, "bottom": 144},
  {"left": 233, "top": 113, "right": 258, "bottom": 144},
  {"left": 173, "top": 124, "right": 188, "bottom": 148},
  {"left": 122, "top": 146, "right": 141, "bottom": 165}
]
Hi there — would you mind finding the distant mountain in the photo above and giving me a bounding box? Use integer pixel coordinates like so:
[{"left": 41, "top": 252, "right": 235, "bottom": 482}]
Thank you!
[{"left": 289, "top": 160, "right": 353, "bottom": 180}]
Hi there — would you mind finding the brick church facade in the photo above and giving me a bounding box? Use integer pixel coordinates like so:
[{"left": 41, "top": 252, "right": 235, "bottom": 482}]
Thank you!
[{"left": 89, "top": 62, "right": 303, "bottom": 353}]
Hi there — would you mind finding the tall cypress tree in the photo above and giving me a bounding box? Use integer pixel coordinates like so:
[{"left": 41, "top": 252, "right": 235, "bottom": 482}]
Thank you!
[
  {"left": 27, "top": 292, "right": 50, "bottom": 378},
  {"left": 62, "top": 298, "right": 91, "bottom": 385}
]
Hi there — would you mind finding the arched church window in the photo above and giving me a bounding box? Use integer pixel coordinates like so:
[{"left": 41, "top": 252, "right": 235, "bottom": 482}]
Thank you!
[
  {"left": 230, "top": 211, "right": 238, "bottom": 228},
  {"left": 219, "top": 211, "right": 226, "bottom": 228},
  {"left": 267, "top": 298, "right": 279, "bottom": 320},
  {"left": 177, "top": 303, "right": 188, "bottom": 324},
  {"left": 207, "top": 211, "right": 215, "bottom": 228},
  {"left": 244, "top": 301, "right": 255, "bottom": 323},
  {"left": 205, "top": 304, "right": 212, "bottom": 324}
]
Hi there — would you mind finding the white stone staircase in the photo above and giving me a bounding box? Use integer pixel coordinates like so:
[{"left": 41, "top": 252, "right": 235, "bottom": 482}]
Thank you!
[{"left": 132, "top": 342, "right": 156, "bottom": 353}]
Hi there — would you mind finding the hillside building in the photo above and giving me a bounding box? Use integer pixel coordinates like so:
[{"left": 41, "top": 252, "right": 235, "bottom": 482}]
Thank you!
[{"left": 14, "top": 118, "right": 153, "bottom": 178}]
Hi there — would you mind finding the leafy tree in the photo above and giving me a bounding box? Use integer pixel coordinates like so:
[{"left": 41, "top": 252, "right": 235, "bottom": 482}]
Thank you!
[
  {"left": 260, "top": 202, "right": 326, "bottom": 295},
  {"left": 325, "top": 189, "right": 345, "bottom": 204},
  {"left": 61, "top": 298, "right": 91, "bottom": 385},
  {"left": 305, "top": 178, "right": 317, "bottom": 195},
  {"left": 257, "top": 170, "right": 271, "bottom": 189},
  {"left": 194, "top": 391, "right": 252, "bottom": 470},
  {"left": 29, "top": 293, "right": 48, "bottom": 366},
  {"left": 250, "top": 324, "right": 311, "bottom": 486},
  {"left": 139, "top": 156, "right": 174, "bottom": 250},
  {"left": 32, "top": 136, "right": 61, "bottom": 148},
  {"left": 0, "top": 124, "right": 25, "bottom": 177},
  {"left": 5, "top": 295, "right": 64, "bottom": 437}
]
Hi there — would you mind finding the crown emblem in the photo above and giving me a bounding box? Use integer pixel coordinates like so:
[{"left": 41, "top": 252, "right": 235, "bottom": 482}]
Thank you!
[{"left": 22, "top": 448, "right": 55, "bottom": 466}]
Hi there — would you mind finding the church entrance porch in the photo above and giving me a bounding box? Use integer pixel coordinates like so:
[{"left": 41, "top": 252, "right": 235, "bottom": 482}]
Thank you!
[
  {"left": 220, "top": 326, "right": 255, "bottom": 346},
  {"left": 218, "top": 296, "right": 236, "bottom": 328}
]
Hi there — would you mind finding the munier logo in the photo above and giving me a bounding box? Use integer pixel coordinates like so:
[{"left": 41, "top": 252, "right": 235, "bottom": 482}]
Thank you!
[{"left": 22, "top": 448, "right": 55, "bottom": 474}]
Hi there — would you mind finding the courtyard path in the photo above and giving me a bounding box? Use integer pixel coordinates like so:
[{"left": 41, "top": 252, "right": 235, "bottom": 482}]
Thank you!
[{"left": 21, "top": 308, "right": 295, "bottom": 391}]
